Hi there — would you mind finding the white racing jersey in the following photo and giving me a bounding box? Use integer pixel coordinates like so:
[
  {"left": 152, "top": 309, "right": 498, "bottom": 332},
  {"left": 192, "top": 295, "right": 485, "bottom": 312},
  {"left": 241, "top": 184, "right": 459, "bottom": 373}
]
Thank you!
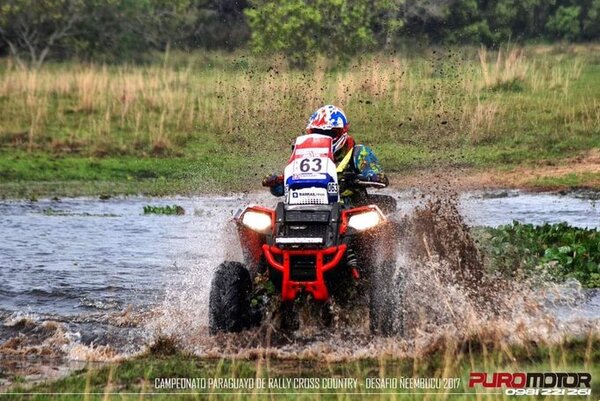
[{"left": 284, "top": 134, "right": 339, "bottom": 205}]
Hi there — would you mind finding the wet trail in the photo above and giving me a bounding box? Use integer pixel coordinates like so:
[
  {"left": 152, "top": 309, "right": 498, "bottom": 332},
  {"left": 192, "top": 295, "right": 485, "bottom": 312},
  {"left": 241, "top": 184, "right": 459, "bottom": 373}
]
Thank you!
[{"left": 0, "top": 190, "right": 599, "bottom": 382}]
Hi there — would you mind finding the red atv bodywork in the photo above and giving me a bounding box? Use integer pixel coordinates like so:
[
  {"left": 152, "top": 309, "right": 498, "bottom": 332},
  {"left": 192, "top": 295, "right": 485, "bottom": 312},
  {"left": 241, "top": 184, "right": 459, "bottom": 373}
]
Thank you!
[
  {"left": 235, "top": 204, "right": 390, "bottom": 302},
  {"left": 263, "top": 244, "right": 348, "bottom": 301}
]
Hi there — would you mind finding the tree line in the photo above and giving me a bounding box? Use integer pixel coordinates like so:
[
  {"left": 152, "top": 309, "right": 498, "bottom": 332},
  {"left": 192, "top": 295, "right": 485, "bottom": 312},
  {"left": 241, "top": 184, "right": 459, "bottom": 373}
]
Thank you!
[{"left": 1, "top": 0, "right": 598, "bottom": 67}]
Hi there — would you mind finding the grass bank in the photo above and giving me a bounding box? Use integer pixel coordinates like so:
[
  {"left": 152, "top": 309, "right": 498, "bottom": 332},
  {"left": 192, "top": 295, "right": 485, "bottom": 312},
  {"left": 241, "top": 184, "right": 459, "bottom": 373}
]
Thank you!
[
  {"left": 0, "top": 44, "right": 599, "bottom": 198},
  {"left": 4, "top": 335, "right": 599, "bottom": 400}
]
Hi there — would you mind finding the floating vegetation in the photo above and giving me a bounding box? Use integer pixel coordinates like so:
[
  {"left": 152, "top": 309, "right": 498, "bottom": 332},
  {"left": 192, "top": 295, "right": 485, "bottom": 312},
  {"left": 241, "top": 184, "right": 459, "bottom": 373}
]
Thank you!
[
  {"left": 143, "top": 205, "right": 185, "bottom": 215},
  {"left": 480, "top": 222, "right": 600, "bottom": 288}
]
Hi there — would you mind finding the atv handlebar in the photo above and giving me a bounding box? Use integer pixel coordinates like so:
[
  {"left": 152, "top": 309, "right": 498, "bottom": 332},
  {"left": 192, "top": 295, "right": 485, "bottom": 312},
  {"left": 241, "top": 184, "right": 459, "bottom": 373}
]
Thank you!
[{"left": 354, "top": 180, "right": 387, "bottom": 188}]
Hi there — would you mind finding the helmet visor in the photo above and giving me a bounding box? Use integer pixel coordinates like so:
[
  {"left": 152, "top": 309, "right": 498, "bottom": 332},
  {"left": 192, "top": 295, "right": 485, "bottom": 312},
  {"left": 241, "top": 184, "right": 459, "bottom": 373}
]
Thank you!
[{"left": 309, "top": 128, "right": 343, "bottom": 139}]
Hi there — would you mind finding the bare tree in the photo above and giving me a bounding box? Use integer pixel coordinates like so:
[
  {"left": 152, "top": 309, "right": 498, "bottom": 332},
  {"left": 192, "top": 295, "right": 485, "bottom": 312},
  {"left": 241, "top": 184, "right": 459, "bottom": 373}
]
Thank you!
[{"left": 0, "top": 0, "right": 82, "bottom": 68}]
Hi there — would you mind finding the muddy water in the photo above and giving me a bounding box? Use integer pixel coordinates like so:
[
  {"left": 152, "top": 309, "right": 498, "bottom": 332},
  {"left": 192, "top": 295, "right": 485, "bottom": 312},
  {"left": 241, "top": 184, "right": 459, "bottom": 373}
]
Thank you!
[{"left": 0, "top": 190, "right": 599, "bottom": 377}]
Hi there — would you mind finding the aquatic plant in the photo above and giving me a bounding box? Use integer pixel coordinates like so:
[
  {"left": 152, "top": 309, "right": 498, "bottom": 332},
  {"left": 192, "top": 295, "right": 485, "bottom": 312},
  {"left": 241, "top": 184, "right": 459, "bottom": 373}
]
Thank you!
[
  {"left": 481, "top": 221, "right": 600, "bottom": 288},
  {"left": 143, "top": 205, "right": 185, "bottom": 215}
]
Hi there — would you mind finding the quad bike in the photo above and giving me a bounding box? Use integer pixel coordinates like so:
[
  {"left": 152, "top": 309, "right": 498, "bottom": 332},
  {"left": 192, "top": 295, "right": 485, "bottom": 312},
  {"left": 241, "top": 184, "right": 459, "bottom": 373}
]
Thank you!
[{"left": 209, "top": 134, "right": 402, "bottom": 335}]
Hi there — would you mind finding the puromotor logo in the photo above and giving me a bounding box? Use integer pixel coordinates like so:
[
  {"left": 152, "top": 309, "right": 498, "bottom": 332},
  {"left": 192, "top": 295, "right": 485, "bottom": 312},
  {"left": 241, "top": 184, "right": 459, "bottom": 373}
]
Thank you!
[{"left": 469, "top": 372, "right": 592, "bottom": 396}]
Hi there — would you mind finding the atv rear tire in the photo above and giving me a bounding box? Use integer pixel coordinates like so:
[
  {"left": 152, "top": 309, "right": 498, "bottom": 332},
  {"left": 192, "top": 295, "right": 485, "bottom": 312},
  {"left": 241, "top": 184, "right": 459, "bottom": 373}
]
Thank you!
[
  {"left": 369, "top": 261, "right": 403, "bottom": 336},
  {"left": 209, "top": 261, "right": 252, "bottom": 334}
]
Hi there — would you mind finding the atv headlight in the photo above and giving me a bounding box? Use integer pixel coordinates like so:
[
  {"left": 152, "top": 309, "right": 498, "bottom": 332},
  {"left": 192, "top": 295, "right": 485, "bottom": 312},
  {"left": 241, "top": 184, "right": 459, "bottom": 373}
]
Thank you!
[
  {"left": 347, "top": 210, "right": 382, "bottom": 231},
  {"left": 242, "top": 210, "right": 272, "bottom": 233}
]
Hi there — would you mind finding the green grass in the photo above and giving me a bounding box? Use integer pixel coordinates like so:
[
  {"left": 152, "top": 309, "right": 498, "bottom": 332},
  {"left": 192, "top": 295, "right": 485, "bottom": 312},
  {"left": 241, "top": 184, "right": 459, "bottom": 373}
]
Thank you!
[
  {"left": 4, "top": 336, "right": 599, "bottom": 400},
  {"left": 0, "top": 152, "right": 269, "bottom": 198},
  {"left": 528, "top": 172, "right": 600, "bottom": 189},
  {"left": 0, "top": 44, "right": 599, "bottom": 197}
]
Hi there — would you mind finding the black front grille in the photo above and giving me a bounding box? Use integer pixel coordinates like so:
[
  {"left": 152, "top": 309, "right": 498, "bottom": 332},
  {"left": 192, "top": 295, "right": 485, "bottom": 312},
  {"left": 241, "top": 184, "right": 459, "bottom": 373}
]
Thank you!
[
  {"left": 285, "top": 210, "right": 330, "bottom": 223},
  {"left": 283, "top": 223, "right": 328, "bottom": 238},
  {"left": 290, "top": 255, "right": 317, "bottom": 281}
]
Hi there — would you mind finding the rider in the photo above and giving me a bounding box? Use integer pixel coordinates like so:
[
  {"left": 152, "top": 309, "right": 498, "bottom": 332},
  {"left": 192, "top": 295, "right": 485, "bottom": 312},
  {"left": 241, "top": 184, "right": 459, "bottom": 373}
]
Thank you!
[{"left": 262, "top": 105, "right": 389, "bottom": 205}]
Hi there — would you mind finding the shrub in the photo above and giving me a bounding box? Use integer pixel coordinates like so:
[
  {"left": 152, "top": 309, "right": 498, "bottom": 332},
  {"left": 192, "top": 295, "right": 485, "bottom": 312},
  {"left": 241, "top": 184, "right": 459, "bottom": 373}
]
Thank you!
[{"left": 245, "top": 0, "right": 382, "bottom": 67}]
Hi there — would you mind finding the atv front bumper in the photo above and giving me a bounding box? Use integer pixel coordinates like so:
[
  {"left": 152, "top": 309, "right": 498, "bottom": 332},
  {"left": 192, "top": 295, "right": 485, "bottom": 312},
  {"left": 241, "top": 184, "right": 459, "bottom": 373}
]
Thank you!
[{"left": 262, "top": 244, "right": 347, "bottom": 301}]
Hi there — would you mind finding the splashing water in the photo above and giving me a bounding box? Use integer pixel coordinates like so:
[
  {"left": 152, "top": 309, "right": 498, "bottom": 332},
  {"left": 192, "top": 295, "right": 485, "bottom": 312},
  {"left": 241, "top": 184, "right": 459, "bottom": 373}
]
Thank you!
[
  {"left": 148, "top": 193, "right": 600, "bottom": 361},
  {"left": 0, "top": 192, "right": 598, "bottom": 383}
]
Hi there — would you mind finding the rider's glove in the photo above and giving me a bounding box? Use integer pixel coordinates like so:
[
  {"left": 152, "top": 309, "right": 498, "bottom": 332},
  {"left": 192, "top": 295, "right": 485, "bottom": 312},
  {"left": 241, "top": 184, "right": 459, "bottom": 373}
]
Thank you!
[
  {"left": 262, "top": 174, "right": 283, "bottom": 187},
  {"left": 339, "top": 172, "right": 359, "bottom": 185}
]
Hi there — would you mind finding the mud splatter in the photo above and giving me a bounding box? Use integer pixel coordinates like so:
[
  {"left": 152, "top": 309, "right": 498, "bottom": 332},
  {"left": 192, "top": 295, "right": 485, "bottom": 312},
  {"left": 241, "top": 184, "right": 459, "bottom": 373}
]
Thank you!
[
  {"left": 1, "top": 193, "right": 598, "bottom": 384},
  {"left": 149, "top": 194, "right": 599, "bottom": 362}
]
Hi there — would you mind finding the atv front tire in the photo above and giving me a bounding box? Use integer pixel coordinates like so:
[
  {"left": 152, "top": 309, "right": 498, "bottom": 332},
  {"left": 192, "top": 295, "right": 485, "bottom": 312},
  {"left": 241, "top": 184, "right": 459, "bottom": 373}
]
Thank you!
[{"left": 209, "top": 261, "right": 252, "bottom": 334}]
